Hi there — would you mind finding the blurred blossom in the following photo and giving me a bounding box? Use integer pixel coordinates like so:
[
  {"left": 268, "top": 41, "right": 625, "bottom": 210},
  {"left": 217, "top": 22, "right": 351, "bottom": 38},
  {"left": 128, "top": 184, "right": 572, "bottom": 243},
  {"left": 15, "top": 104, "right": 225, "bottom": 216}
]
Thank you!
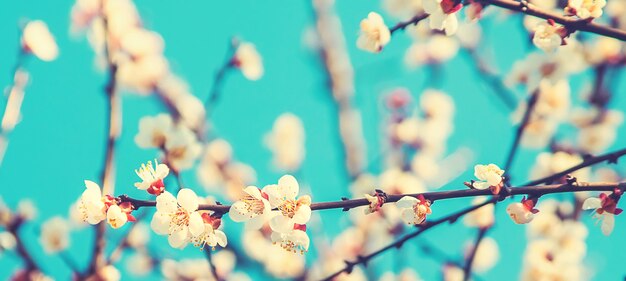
[
  {"left": 264, "top": 244, "right": 306, "bottom": 277},
  {"left": 17, "top": 199, "right": 37, "bottom": 220},
  {"left": 382, "top": 0, "right": 423, "bottom": 21},
  {"left": 306, "top": 254, "right": 368, "bottom": 280},
  {"left": 379, "top": 268, "right": 423, "bottom": 281},
  {"left": 466, "top": 237, "right": 499, "bottom": 272},
  {"left": 456, "top": 21, "right": 481, "bottom": 48},
  {"left": 265, "top": 113, "right": 305, "bottom": 171},
  {"left": 442, "top": 264, "right": 465, "bottom": 281},
  {"left": 126, "top": 252, "right": 153, "bottom": 276},
  {"left": 566, "top": 0, "right": 606, "bottom": 19},
  {"left": 380, "top": 168, "right": 426, "bottom": 194},
  {"left": 39, "top": 216, "right": 70, "bottom": 254},
  {"left": 164, "top": 124, "right": 202, "bottom": 171},
  {"left": 0, "top": 232, "right": 17, "bottom": 252},
  {"left": 127, "top": 222, "right": 150, "bottom": 249},
  {"left": 529, "top": 151, "right": 590, "bottom": 183},
  {"left": 357, "top": 12, "right": 391, "bottom": 53},
  {"left": 22, "top": 20, "right": 59, "bottom": 61},
  {"left": 135, "top": 114, "right": 175, "bottom": 149},
  {"left": 233, "top": 42, "right": 264, "bottom": 80},
  {"left": 405, "top": 34, "right": 459, "bottom": 66},
  {"left": 464, "top": 197, "right": 495, "bottom": 228},
  {"left": 532, "top": 20, "right": 566, "bottom": 53},
  {"left": 584, "top": 37, "right": 623, "bottom": 64}
]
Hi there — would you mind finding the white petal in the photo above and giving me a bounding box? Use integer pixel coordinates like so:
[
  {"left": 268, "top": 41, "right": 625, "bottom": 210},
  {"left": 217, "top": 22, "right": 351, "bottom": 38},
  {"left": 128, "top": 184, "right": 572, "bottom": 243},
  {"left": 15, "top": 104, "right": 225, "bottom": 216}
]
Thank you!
[
  {"left": 215, "top": 230, "right": 228, "bottom": 247},
  {"left": 396, "top": 196, "right": 419, "bottom": 208},
  {"left": 582, "top": 197, "right": 601, "bottom": 210},
  {"left": 270, "top": 215, "right": 294, "bottom": 233},
  {"left": 473, "top": 181, "right": 491, "bottom": 190},
  {"left": 601, "top": 214, "right": 615, "bottom": 236},
  {"left": 168, "top": 227, "right": 189, "bottom": 249},
  {"left": 292, "top": 205, "right": 311, "bottom": 225},
  {"left": 278, "top": 175, "right": 299, "bottom": 199},
  {"left": 401, "top": 209, "right": 419, "bottom": 224},
  {"left": 188, "top": 212, "right": 204, "bottom": 237},
  {"left": 150, "top": 212, "right": 171, "bottom": 235},
  {"left": 444, "top": 14, "right": 458, "bottom": 36},
  {"left": 244, "top": 185, "right": 262, "bottom": 199},
  {"left": 229, "top": 201, "right": 251, "bottom": 222},
  {"left": 84, "top": 180, "right": 101, "bottom": 194},
  {"left": 156, "top": 191, "right": 177, "bottom": 213},
  {"left": 177, "top": 189, "right": 199, "bottom": 212},
  {"left": 156, "top": 163, "right": 170, "bottom": 178}
]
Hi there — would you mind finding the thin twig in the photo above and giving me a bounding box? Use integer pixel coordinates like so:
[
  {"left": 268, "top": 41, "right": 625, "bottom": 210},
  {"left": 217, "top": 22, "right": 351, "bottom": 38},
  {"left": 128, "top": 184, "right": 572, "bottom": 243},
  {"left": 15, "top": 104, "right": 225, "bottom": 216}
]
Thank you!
[
  {"left": 503, "top": 91, "right": 539, "bottom": 175},
  {"left": 205, "top": 39, "right": 236, "bottom": 118},
  {"left": 7, "top": 217, "right": 41, "bottom": 273},
  {"left": 389, "top": 14, "right": 430, "bottom": 34}
]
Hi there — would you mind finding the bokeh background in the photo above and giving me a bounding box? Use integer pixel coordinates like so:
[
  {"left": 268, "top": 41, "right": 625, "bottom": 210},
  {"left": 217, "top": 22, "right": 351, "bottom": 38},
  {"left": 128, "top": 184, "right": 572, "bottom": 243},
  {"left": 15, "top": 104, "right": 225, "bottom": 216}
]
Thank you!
[{"left": 1, "top": 0, "right": 625, "bottom": 280}]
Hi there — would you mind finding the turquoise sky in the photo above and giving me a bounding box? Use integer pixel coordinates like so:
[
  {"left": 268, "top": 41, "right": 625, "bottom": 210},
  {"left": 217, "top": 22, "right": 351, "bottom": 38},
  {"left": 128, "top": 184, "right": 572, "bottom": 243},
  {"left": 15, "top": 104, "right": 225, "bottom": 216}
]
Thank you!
[{"left": 1, "top": 0, "right": 625, "bottom": 280}]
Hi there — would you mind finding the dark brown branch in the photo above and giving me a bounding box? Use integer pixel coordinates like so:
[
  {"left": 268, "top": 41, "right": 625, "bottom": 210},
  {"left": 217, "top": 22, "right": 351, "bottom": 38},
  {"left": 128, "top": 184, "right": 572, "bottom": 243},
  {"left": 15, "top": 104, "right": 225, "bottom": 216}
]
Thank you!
[
  {"left": 118, "top": 181, "right": 625, "bottom": 215},
  {"left": 480, "top": 0, "right": 626, "bottom": 41},
  {"left": 389, "top": 14, "right": 430, "bottom": 34}
]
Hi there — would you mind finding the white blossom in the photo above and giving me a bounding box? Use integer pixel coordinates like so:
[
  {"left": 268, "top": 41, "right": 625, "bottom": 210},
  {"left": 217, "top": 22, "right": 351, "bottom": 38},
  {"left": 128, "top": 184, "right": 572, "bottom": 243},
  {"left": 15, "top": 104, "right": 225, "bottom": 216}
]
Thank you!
[
  {"left": 151, "top": 189, "right": 204, "bottom": 248},
  {"left": 22, "top": 20, "right": 59, "bottom": 61},
  {"left": 39, "top": 216, "right": 70, "bottom": 254},
  {"left": 234, "top": 42, "right": 263, "bottom": 80},
  {"left": 357, "top": 12, "right": 391, "bottom": 53}
]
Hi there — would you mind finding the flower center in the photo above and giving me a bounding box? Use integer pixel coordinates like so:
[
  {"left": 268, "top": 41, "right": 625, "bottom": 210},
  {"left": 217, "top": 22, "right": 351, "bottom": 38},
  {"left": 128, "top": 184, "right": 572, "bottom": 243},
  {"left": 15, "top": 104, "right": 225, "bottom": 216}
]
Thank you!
[
  {"left": 243, "top": 195, "right": 265, "bottom": 215},
  {"left": 279, "top": 199, "right": 297, "bottom": 218},
  {"left": 169, "top": 208, "right": 190, "bottom": 232}
]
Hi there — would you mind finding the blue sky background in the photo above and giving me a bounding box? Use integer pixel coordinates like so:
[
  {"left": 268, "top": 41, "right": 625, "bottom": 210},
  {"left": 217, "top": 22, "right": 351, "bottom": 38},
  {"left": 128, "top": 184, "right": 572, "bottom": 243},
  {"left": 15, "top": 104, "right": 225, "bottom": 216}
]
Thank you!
[{"left": 1, "top": 0, "right": 625, "bottom": 280}]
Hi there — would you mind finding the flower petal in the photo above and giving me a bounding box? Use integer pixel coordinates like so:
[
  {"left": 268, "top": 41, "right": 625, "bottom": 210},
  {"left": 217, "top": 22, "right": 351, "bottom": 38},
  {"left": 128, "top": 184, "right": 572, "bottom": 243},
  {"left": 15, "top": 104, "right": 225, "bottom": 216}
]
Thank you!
[
  {"left": 168, "top": 227, "right": 189, "bottom": 249},
  {"left": 150, "top": 212, "right": 171, "bottom": 235},
  {"left": 270, "top": 215, "right": 294, "bottom": 233},
  {"left": 278, "top": 175, "right": 299, "bottom": 199},
  {"left": 396, "top": 196, "right": 419, "bottom": 208},
  {"left": 292, "top": 205, "right": 311, "bottom": 225},
  {"left": 156, "top": 191, "right": 177, "bottom": 213},
  {"left": 188, "top": 212, "right": 204, "bottom": 237},
  {"left": 582, "top": 197, "right": 601, "bottom": 210},
  {"left": 601, "top": 214, "right": 615, "bottom": 236},
  {"left": 177, "top": 188, "right": 199, "bottom": 212}
]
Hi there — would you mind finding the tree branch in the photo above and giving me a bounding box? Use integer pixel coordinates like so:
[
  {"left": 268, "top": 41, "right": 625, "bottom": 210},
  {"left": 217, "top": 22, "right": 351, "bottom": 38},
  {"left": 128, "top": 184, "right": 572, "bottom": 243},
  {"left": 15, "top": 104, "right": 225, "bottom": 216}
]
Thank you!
[
  {"left": 480, "top": 0, "right": 626, "bottom": 41},
  {"left": 389, "top": 14, "right": 430, "bottom": 34}
]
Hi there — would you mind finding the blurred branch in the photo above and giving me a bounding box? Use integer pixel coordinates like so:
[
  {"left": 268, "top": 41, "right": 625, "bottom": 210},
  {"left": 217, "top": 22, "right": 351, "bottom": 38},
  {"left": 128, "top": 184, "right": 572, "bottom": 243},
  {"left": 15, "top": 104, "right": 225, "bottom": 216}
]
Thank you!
[
  {"left": 7, "top": 217, "right": 42, "bottom": 274},
  {"left": 480, "top": 0, "right": 626, "bottom": 41},
  {"left": 311, "top": 0, "right": 367, "bottom": 180},
  {"left": 503, "top": 91, "right": 539, "bottom": 175},
  {"left": 205, "top": 39, "right": 237, "bottom": 118},
  {"left": 462, "top": 47, "right": 517, "bottom": 110},
  {"left": 461, "top": 226, "right": 488, "bottom": 281},
  {"left": 87, "top": 7, "right": 121, "bottom": 278},
  {"left": 118, "top": 181, "right": 625, "bottom": 215}
]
